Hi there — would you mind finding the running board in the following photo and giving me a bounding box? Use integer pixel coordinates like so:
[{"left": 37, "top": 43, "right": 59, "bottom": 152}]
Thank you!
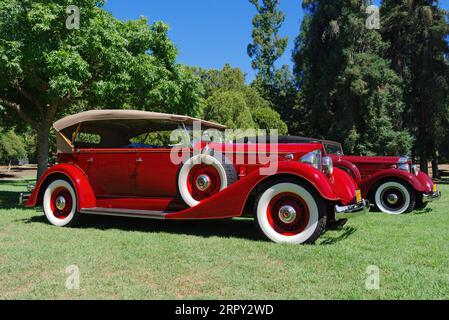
[{"left": 80, "top": 208, "right": 170, "bottom": 220}]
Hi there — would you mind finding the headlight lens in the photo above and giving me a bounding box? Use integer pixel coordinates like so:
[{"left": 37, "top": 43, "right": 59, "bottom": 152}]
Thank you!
[
  {"left": 300, "top": 150, "right": 321, "bottom": 170},
  {"left": 411, "top": 164, "right": 419, "bottom": 176},
  {"left": 322, "top": 156, "right": 333, "bottom": 175}
]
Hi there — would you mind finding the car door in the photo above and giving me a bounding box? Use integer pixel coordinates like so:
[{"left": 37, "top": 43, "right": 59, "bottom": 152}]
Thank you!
[
  {"left": 131, "top": 148, "right": 183, "bottom": 198},
  {"left": 76, "top": 150, "right": 132, "bottom": 197}
]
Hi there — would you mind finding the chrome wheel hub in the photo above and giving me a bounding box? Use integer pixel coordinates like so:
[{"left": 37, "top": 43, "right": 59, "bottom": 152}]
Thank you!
[
  {"left": 278, "top": 205, "right": 297, "bottom": 224},
  {"left": 196, "top": 174, "right": 211, "bottom": 192},
  {"left": 387, "top": 193, "right": 399, "bottom": 205},
  {"left": 55, "top": 196, "right": 67, "bottom": 211}
]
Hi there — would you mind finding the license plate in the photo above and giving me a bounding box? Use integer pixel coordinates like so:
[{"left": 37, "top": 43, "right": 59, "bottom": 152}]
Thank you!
[
  {"left": 356, "top": 190, "right": 362, "bottom": 203},
  {"left": 433, "top": 184, "right": 438, "bottom": 192}
]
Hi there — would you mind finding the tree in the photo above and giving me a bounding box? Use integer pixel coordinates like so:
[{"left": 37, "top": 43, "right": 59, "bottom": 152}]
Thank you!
[
  {"left": 194, "top": 64, "right": 288, "bottom": 134},
  {"left": 293, "top": 0, "right": 413, "bottom": 155},
  {"left": 381, "top": 0, "right": 449, "bottom": 174},
  {"left": 247, "top": 0, "right": 288, "bottom": 87},
  {"left": 0, "top": 0, "right": 203, "bottom": 179},
  {"left": 0, "top": 129, "right": 27, "bottom": 168},
  {"left": 247, "top": 0, "right": 298, "bottom": 125},
  {"left": 204, "top": 90, "right": 256, "bottom": 130}
]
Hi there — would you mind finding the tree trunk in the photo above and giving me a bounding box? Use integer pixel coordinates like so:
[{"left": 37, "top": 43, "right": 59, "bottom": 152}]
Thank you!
[
  {"left": 36, "top": 124, "right": 50, "bottom": 181},
  {"left": 419, "top": 153, "right": 428, "bottom": 174},
  {"left": 432, "top": 157, "right": 440, "bottom": 180}
]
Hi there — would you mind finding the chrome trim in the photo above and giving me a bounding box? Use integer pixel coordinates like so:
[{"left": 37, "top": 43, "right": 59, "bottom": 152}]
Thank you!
[
  {"left": 278, "top": 205, "right": 297, "bottom": 224},
  {"left": 196, "top": 174, "right": 211, "bottom": 191},
  {"left": 422, "top": 191, "right": 442, "bottom": 203},
  {"left": 386, "top": 193, "right": 399, "bottom": 205},
  {"left": 80, "top": 208, "right": 169, "bottom": 219},
  {"left": 335, "top": 199, "right": 370, "bottom": 214},
  {"left": 300, "top": 150, "right": 321, "bottom": 170},
  {"left": 398, "top": 156, "right": 411, "bottom": 173},
  {"left": 19, "top": 193, "right": 31, "bottom": 205},
  {"left": 322, "top": 156, "right": 333, "bottom": 175},
  {"left": 56, "top": 196, "right": 67, "bottom": 210},
  {"left": 398, "top": 156, "right": 410, "bottom": 164},
  {"left": 411, "top": 164, "right": 419, "bottom": 176}
]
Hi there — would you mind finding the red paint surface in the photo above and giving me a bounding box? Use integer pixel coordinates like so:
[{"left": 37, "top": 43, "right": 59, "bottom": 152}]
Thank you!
[{"left": 28, "top": 142, "right": 360, "bottom": 219}]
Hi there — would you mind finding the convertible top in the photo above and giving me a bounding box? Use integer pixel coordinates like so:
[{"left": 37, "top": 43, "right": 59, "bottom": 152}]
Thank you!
[
  {"left": 53, "top": 109, "right": 226, "bottom": 153},
  {"left": 54, "top": 109, "right": 226, "bottom": 132}
]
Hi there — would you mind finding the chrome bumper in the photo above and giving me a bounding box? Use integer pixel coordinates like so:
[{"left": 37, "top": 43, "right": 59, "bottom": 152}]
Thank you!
[
  {"left": 19, "top": 192, "right": 31, "bottom": 206},
  {"left": 335, "top": 199, "right": 370, "bottom": 214},
  {"left": 423, "top": 191, "right": 441, "bottom": 203}
]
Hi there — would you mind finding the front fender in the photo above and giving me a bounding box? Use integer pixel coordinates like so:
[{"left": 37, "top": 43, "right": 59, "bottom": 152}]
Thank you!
[
  {"left": 25, "top": 163, "right": 96, "bottom": 210},
  {"left": 360, "top": 169, "right": 425, "bottom": 197},
  {"left": 331, "top": 156, "right": 362, "bottom": 184},
  {"left": 167, "top": 161, "right": 353, "bottom": 219},
  {"left": 330, "top": 167, "right": 358, "bottom": 205},
  {"left": 416, "top": 171, "right": 434, "bottom": 193}
]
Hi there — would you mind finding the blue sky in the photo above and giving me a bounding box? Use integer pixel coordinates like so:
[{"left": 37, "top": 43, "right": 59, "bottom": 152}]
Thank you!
[{"left": 104, "top": 0, "right": 449, "bottom": 82}]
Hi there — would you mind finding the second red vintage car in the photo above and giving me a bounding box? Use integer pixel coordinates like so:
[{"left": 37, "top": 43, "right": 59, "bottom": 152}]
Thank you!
[
  {"left": 276, "top": 137, "right": 441, "bottom": 215},
  {"left": 24, "top": 110, "right": 368, "bottom": 244}
]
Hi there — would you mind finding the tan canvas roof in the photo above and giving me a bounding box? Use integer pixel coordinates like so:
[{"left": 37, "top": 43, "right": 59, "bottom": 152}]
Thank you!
[{"left": 53, "top": 109, "right": 226, "bottom": 132}]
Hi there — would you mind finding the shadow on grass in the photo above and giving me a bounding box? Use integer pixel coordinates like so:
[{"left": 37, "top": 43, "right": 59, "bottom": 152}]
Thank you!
[
  {"left": 20, "top": 214, "right": 265, "bottom": 242},
  {"left": 0, "top": 191, "right": 22, "bottom": 209},
  {"left": 0, "top": 180, "right": 30, "bottom": 209},
  {"left": 21, "top": 213, "right": 358, "bottom": 245},
  {"left": 319, "top": 226, "right": 357, "bottom": 245},
  {"left": 412, "top": 206, "right": 433, "bottom": 215}
]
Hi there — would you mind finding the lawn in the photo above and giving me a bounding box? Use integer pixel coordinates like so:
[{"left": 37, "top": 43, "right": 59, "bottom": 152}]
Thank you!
[{"left": 0, "top": 180, "right": 448, "bottom": 300}]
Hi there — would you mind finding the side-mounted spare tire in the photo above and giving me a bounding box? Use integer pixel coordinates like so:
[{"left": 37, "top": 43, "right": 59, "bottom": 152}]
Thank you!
[{"left": 178, "top": 151, "right": 237, "bottom": 207}]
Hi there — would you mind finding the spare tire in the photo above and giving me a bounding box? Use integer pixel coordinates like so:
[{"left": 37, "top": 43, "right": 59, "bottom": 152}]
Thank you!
[{"left": 178, "top": 151, "right": 237, "bottom": 207}]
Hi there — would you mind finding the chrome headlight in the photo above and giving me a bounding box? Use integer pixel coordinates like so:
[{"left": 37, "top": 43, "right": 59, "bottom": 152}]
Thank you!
[
  {"left": 397, "top": 156, "right": 411, "bottom": 173},
  {"left": 322, "top": 156, "right": 333, "bottom": 175},
  {"left": 411, "top": 164, "right": 419, "bottom": 176},
  {"left": 300, "top": 150, "right": 322, "bottom": 170}
]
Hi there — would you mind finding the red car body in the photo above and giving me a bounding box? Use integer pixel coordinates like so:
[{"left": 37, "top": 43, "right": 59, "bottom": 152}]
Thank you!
[
  {"left": 24, "top": 110, "right": 368, "bottom": 244},
  {"left": 277, "top": 136, "right": 441, "bottom": 214}
]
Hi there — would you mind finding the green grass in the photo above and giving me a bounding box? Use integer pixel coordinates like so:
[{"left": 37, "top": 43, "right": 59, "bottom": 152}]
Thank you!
[{"left": 0, "top": 180, "right": 448, "bottom": 299}]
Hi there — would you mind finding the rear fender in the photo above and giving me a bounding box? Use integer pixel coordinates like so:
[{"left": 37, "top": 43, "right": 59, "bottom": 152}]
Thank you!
[
  {"left": 361, "top": 169, "right": 424, "bottom": 198},
  {"left": 25, "top": 163, "right": 96, "bottom": 210}
]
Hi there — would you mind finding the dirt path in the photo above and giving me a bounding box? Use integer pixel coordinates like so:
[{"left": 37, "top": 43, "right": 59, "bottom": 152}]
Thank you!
[{"left": 0, "top": 165, "right": 37, "bottom": 181}]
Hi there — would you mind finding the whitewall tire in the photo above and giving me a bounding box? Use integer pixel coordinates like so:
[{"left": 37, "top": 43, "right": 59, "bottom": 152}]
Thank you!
[
  {"left": 178, "top": 153, "right": 236, "bottom": 207},
  {"left": 254, "top": 181, "right": 326, "bottom": 244},
  {"left": 43, "top": 179, "right": 79, "bottom": 227},
  {"left": 374, "top": 180, "right": 415, "bottom": 215}
]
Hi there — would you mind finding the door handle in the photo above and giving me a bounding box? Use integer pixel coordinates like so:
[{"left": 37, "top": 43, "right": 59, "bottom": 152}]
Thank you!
[
  {"left": 136, "top": 158, "right": 143, "bottom": 163},
  {"left": 87, "top": 158, "right": 94, "bottom": 163}
]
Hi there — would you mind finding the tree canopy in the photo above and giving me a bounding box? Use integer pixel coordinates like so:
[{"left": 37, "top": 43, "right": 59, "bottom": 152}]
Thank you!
[
  {"left": 293, "top": 0, "right": 413, "bottom": 156},
  {"left": 0, "top": 0, "right": 203, "bottom": 178}
]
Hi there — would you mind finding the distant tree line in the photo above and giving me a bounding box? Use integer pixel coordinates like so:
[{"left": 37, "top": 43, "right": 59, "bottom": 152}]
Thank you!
[
  {"left": 0, "top": 0, "right": 448, "bottom": 179},
  {"left": 247, "top": 0, "right": 449, "bottom": 178}
]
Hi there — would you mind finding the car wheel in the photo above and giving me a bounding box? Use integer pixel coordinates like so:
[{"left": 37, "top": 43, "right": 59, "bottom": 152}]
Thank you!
[
  {"left": 178, "top": 152, "right": 237, "bottom": 207},
  {"left": 43, "top": 179, "right": 80, "bottom": 227},
  {"left": 254, "top": 180, "right": 326, "bottom": 244},
  {"left": 373, "top": 180, "right": 416, "bottom": 215}
]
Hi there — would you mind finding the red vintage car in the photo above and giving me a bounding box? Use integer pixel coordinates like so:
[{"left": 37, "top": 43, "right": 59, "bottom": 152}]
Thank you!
[
  {"left": 276, "top": 137, "right": 441, "bottom": 215},
  {"left": 24, "top": 110, "right": 368, "bottom": 244}
]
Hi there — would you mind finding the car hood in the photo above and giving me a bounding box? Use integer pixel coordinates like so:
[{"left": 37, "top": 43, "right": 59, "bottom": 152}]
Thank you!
[{"left": 336, "top": 155, "right": 403, "bottom": 165}]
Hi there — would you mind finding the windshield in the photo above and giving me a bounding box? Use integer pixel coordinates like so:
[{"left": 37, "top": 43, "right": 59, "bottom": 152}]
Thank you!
[{"left": 323, "top": 142, "right": 344, "bottom": 155}]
